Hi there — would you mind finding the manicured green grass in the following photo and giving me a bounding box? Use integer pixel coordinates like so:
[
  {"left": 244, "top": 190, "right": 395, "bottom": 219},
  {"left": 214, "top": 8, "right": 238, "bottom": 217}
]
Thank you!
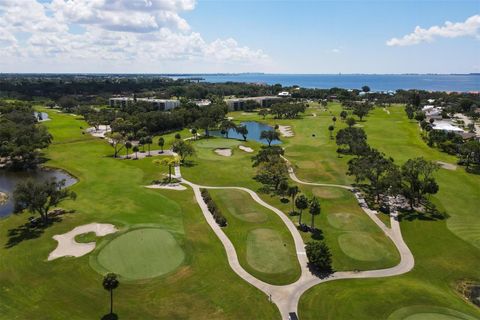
[
  {"left": 298, "top": 105, "right": 480, "bottom": 320},
  {"left": 92, "top": 228, "right": 185, "bottom": 281},
  {"left": 74, "top": 232, "right": 97, "bottom": 243},
  {"left": 209, "top": 189, "right": 300, "bottom": 285},
  {"left": 246, "top": 228, "right": 293, "bottom": 274},
  {"left": 0, "top": 110, "right": 280, "bottom": 319},
  {"left": 387, "top": 306, "right": 478, "bottom": 320}
]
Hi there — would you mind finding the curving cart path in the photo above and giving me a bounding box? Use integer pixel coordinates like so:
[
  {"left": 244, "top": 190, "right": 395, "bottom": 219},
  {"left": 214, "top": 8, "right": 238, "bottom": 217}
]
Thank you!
[{"left": 163, "top": 153, "right": 414, "bottom": 319}]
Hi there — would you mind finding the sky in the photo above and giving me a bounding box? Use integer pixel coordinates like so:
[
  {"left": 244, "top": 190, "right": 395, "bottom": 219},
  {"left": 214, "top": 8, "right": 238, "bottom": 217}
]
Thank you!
[{"left": 0, "top": 0, "right": 479, "bottom": 74}]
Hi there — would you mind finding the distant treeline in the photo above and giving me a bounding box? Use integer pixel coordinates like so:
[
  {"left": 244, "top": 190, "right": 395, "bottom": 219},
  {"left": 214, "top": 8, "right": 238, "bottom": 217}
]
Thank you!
[{"left": 1, "top": 75, "right": 479, "bottom": 107}]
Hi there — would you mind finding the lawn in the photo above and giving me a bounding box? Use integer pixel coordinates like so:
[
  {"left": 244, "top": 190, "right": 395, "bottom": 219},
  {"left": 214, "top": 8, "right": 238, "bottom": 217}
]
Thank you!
[
  {"left": 209, "top": 189, "right": 301, "bottom": 285},
  {"left": 0, "top": 110, "right": 280, "bottom": 319},
  {"left": 298, "top": 105, "right": 480, "bottom": 319}
]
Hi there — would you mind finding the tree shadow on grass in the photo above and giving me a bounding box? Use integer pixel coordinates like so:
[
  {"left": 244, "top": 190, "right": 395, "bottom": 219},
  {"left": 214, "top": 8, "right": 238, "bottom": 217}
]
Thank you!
[
  {"left": 4, "top": 216, "right": 62, "bottom": 249},
  {"left": 307, "top": 263, "right": 334, "bottom": 279},
  {"left": 101, "top": 313, "right": 118, "bottom": 320},
  {"left": 397, "top": 202, "right": 449, "bottom": 222},
  {"left": 181, "top": 160, "right": 196, "bottom": 168}
]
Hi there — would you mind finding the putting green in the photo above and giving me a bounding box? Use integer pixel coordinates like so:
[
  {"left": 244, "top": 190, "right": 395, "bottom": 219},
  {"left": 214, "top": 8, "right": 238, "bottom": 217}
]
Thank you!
[
  {"left": 327, "top": 212, "right": 368, "bottom": 231},
  {"left": 94, "top": 228, "right": 185, "bottom": 280},
  {"left": 311, "top": 187, "right": 344, "bottom": 199},
  {"left": 338, "top": 232, "right": 391, "bottom": 261},
  {"left": 387, "top": 306, "right": 478, "bottom": 320},
  {"left": 246, "top": 228, "right": 294, "bottom": 274}
]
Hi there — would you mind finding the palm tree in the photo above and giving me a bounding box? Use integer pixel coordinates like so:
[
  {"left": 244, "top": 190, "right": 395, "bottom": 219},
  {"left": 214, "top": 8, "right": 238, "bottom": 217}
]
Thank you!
[
  {"left": 139, "top": 137, "right": 146, "bottom": 152},
  {"left": 287, "top": 186, "right": 299, "bottom": 213},
  {"left": 154, "top": 157, "right": 180, "bottom": 182},
  {"left": 328, "top": 125, "right": 335, "bottom": 139},
  {"left": 125, "top": 141, "right": 132, "bottom": 159},
  {"left": 145, "top": 136, "right": 153, "bottom": 156},
  {"left": 309, "top": 197, "right": 321, "bottom": 231},
  {"left": 260, "top": 130, "right": 280, "bottom": 147},
  {"left": 295, "top": 194, "right": 309, "bottom": 226},
  {"left": 158, "top": 137, "right": 165, "bottom": 154},
  {"left": 132, "top": 145, "right": 139, "bottom": 160},
  {"left": 235, "top": 125, "right": 248, "bottom": 141},
  {"left": 103, "top": 273, "right": 119, "bottom": 316}
]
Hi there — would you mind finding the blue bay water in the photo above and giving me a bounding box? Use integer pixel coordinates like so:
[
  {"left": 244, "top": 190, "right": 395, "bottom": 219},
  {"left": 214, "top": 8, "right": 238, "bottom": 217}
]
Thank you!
[{"left": 173, "top": 74, "right": 480, "bottom": 92}]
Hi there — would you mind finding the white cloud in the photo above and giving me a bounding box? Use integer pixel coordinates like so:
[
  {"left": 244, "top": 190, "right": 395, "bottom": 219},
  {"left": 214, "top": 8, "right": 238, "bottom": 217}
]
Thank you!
[
  {"left": 387, "top": 14, "right": 480, "bottom": 46},
  {"left": 0, "top": 0, "right": 268, "bottom": 71}
]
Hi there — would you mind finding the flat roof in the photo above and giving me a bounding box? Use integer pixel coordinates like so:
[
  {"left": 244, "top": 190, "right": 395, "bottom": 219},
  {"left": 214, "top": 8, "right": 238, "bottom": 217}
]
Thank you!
[
  {"left": 224, "top": 96, "right": 280, "bottom": 101},
  {"left": 433, "top": 121, "right": 464, "bottom": 132}
]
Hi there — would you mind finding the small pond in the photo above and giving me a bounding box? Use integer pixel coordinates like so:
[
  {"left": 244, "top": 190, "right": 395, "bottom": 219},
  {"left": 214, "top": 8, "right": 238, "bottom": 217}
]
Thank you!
[
  {"left": 0, "top": 168, "right": 77, "bottom": 218},
  {"left": 210, "top": 121, "right": 282, "bottom": 145}
]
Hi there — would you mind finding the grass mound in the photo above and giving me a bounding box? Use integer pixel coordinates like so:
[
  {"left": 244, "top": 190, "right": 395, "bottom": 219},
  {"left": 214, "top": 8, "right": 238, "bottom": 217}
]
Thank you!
[
  {"left": 94, "top": 228, "right": 185, "bottom": 280},
  {"left": 246, "top": 228, "right": 294, "bottom": 274},
  {"left": 311, "top": 187, "right": 344, "bottom": 199},
  {"left": 338, "top": 232, "right": 392, "bottom": 262},
  {"left": 327, "top": 212, "right": 367, "bottom": 231},
  {"left": 212, "top": 189, "right": 267, "bottom": 222}
]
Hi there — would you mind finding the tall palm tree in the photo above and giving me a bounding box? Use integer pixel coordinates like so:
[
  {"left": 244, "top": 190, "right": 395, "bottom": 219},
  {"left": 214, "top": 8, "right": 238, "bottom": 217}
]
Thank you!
[
  {"left": 328, "top": 125, "right": 335, "bottom": 139},
  {"left": 295, "top": 194, "right": 308, "bottom": 226},
  {"left": 154, "top": 157, "right": 180, "bottom": 182},
  {"left": 103, "top": 273, "right": 119, "bottom": 316},
  {"left": 145, "top": 136, "right": 153, "bottom": 156},
  {"left": 158, "top": 137, "right": 165, "bottom": 154},
  {"left": 125, "top": 141, "right": 132, "bottom": 159},
  {"left": 287, "top": 186, "right": 299, "bottom": 213},
  {"left": 132, "top": 145, "right": 139, "bottom": 160},
  {"left": 309, "top": 197, "right": 321, "bottom": 231}
]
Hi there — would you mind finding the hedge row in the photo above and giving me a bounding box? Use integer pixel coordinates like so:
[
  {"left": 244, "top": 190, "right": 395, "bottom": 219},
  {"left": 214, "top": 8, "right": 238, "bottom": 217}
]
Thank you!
[{"left": 200, "top": 189, "right": 227, "bottom": 227}]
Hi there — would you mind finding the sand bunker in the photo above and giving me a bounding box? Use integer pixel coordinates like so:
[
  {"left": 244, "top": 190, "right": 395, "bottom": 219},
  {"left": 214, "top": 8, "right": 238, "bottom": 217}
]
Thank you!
[
  {"left": 215, "top": 148, "right": 232, "bottom": 157},
  {"left": 145, "top": 183, "right": 187, "bottom": 191},
  {"left": 86, "top": 125, "right": 111, "bottom": 138},
  {"left": 0, "top": 192, "right": 8, "bottom": 205},
  {"left": 239, "top": 145, "right": 254, "bottom": 153},
  {"left": 48, "top": 223, "right": 118, "bottom": 261},
  {"left": 437, "top": 161, "right": 457, "bottom": 171},
  {"left": 278, "top": 125, "right": 294, "bottom": 137}
]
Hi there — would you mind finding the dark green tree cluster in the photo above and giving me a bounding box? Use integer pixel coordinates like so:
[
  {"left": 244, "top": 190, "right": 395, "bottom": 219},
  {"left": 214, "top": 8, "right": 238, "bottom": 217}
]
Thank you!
[
  {"left": 335, "top": 127, "right": 369, "bottom": 155},
  {"left": 14, "top": 178, "right": 77, "bottom": 225},
  {"left": 269, "top": 103, "right": 307, "bottom": 119},
  {"left": 200, "top": 189, "right": 227, "bottom": 227},
  {"left": 305, "top": 241, "right": 333, "bottom": 274},
  {"left": 0, "top": 102, "right": 52, "bottom": 169},
  {"left": 252, "top": 146, "right": 288, "bottom": 193}
]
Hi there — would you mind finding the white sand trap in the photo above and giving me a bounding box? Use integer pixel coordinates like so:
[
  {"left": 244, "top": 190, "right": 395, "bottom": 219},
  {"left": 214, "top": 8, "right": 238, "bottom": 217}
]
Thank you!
[
  {"left": 48, "top": 223, "right": 117, "bottom": 261},
  {"left": 145, "top": 183, "right": 187, "bottom": 191},
  {"left": 436, "top": 161, "right": 457, "bottom": 171},
  {"left": 278, "top": 125, "right": 294, "bottom": 137},
  {"left": 239, "top": 145, "right": 254, "bottom": 153},
  {"left": 228, "top": 116, "right": 234, "bottom": 120},
  {"left": 312, "top": 113, "right": 317, "bottom": 117},
  {"left": 215, "top": 148, "right": 232, "bottom": 157},
  {"left": 86, "top": 125, "right": 111, "bottom": 138},
  {"left": 383, "top": 108, "right": 391, "bottom": 114}
]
